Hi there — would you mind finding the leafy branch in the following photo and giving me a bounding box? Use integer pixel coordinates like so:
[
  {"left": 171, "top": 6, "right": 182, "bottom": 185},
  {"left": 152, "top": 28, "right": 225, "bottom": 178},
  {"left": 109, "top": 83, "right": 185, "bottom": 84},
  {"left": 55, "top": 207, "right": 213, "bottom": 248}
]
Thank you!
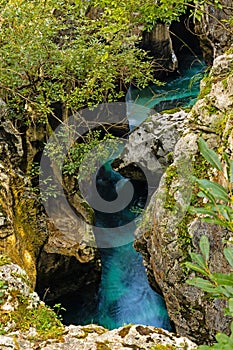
[
  {"left": 189, "top": 137, "right": 233, "bottom": 231},
  {"left": 185, "top": 236, "right": 233, "bottom": 349}
]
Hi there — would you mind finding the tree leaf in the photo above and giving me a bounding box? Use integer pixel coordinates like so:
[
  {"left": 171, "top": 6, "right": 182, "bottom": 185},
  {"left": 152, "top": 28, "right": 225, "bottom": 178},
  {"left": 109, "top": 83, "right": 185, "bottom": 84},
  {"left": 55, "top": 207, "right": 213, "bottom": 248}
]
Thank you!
[
  {"left": 229, "top": 298, "right": 233, "bottom": 313},
  {"left": 212, "top": 273, "right": 233, "bottom": 286},
  {"left": 185, "top": 262, "right": 209, "bottom": 276},
  {"left": 223, "top": 153, "right": 233, "bottom": 184},
  {"left": 219, "top": 286, "right": 233, "bottom": 298},
  {"left": 190, "top": 252, "right": 208, "bottom": 269},
  {"left": 224, "top": 248, "right": 233, "bottom": 268},
  {"left": 198, "top": 137, "right": 223, "bottom": 171},
  {"left": 215, "top": 333, "right": 231, "bottom": 344},
  {"left": 200, "top": 235, "right": 210, "bottom": 262},
  {"left": 186, "top": 277, "right": 214, "bottom": 292},
  {"left": 202, "top": 217, "right": 231, "bottom": 229},
  {"left": 196, "top": 179, "right": 229, "bottom": 202},
  {"left": 189, "top": 206, "right": 218, "bottom": 218},
  {"left": 197, "top": 189, "right": 216, "bottom": 204},
  {"left": 198, "top": 137, "right": 222, "bottom": 171}
]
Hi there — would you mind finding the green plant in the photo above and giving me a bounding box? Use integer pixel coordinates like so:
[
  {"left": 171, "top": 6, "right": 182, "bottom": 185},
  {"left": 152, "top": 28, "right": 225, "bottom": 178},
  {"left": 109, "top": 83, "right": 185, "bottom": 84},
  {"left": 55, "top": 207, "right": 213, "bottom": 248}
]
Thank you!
[
  {"left": 185, "top": 236, "right": 233, "bottom": 350},
  {"left": 189, "top": 137, "right": 233, "bottom": 231},
  {"left": 164, "top": 165, "right": 178, "bottom": 210},
  {"left": 0, "top": 292, "right": 64, "bottom": 340},
  {"left": 0, "top": 254, "right": 11, "bottom": 266},
  {"left": 186, "top": 137, "right": 233, "bottom": 348},
  {"left": 150, "top": 345, "right": 175, "bottom": 350},
  {"left": 0, "top": 280, "right": 8, "bottom": 304},
  {"left": 62, "top": 130, "right": 120, "bottom": 180},
  {"left": 0, "top": 0, "right": 170, "bottom": 124}
]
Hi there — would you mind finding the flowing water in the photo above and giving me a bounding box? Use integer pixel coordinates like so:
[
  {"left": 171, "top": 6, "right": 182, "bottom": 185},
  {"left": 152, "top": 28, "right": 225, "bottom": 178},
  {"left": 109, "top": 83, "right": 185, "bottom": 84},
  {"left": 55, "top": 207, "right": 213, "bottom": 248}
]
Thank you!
[
  {"left": 127, "top": 56, "right": 205, "bottom": 128},
  {"left": 60, "top": 55, "right": 206, "bottom": 330}
]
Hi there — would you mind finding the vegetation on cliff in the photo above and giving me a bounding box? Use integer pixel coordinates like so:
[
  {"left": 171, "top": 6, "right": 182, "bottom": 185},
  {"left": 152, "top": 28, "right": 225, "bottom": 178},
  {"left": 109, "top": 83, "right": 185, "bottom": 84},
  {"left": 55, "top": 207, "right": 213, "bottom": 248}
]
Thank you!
[{"left": 0, "top": 0, "right": 191, "bottom": 125}]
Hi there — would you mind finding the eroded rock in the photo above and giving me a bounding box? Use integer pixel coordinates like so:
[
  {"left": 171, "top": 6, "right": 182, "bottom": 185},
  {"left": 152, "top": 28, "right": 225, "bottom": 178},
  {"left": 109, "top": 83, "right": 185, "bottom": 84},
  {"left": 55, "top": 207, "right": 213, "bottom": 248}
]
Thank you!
[
  {"left": 135, "top": 53, "right": 233, "bottom": 344},
  {"left": 0, "top": 262, "right": 197, "bottom": 350},
  {"left": 113, "top": 110, "right": 188, "bottom": 185},
  {"left": 194, "top": 1, "right": 233, "bottom": 64}
]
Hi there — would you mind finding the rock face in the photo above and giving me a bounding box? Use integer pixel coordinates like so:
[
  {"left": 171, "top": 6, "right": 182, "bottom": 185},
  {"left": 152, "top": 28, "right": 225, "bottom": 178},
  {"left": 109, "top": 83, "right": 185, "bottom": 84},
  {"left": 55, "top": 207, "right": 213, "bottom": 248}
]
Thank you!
[
  {"left": 135, "top": 53, "right": 233, "bottom": 344},
  {"left": 113, "top": 109, "right": 188, "bottom": 197},
  {"left": 0, "top": 325, "right": 197, "bottom": 350},
  {"left": 0, "top": 261, "right": 197, "bottom": 350},
  {"left": 0, "top": 103, "right": 101, "bottom": 300},
  {"left": 0, "top": 102, "right": 46, "bottom": 286},
  {"left": 141, "top": 23, "right": 178, "bottom": 76},
  {"left": 194, "top": 1, "right": 233, "bottom": 64}
]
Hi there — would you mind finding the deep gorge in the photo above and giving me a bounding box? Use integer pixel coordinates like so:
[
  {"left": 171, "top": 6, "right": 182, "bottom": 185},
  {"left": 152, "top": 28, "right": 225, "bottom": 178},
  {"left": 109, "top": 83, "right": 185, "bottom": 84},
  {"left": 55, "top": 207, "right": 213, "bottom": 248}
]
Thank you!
[
  {"left": 1, "top": 1, "right": 233, "bottom": 348},
  {"left": 48, "top": 51, "right": 206, "bottom": 331}
]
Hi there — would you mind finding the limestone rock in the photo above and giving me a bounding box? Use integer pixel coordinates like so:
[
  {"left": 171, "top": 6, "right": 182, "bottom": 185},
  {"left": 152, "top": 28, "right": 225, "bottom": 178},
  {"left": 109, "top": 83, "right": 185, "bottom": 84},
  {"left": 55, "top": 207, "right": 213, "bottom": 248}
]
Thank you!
[
  {"left": 0, "top": 103, "right": 100, "bottom": 301},
  {"left": 113, "top": 110, "right": 188, "bottom": 196},
  {"left": 0, "top": 324, "right": 197, "bottom": 350},
  {"left": 141, "top": 23, "right": 178, "bottom": 76},
  {"left": 0, "top": 262, "right": 197, "bottom": 349},
  {"left": 135, "top": 52, "right": 233, "bottom": 344},
  {"left": 194, "top": 1, "right": 233, "bottom": 64}
]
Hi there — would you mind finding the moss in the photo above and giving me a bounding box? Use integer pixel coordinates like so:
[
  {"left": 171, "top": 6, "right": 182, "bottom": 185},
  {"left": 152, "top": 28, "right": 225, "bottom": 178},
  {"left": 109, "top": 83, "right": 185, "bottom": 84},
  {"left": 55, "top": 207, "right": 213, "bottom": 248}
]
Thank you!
[
  {"left": 0, "top": 254, "right": 11, "bottom": 266},
  {"left": 166, "top": 152, "right": 174, "bottom": 165},
  {"left": 192, "top": 153, "right": 210, "bottom": 181},
  {"left": 10, "top": 189, "right": 47, "bottom": 286},
  {"left": 96, "top": 342, "right": 111, "bottom": 350},
  {"left": 163, "top": 165, "right": 178, "bottom": 211},
  {"left": 160, "top": 107, "right": 182, "bottom": 115},
  {"left": 150, "top": 345, "right": 176, "bottom": 350},
  {"left": 0, "top": 293, "right": 64, "bottom": 340},
  {"left": 80, "top": 199, "right": 95, "bottom": 223},
  {"left": 198, "top": 76, "right": 212, "bottom": 99},
  {"left": 82, "top": 326, "right": 106, "bottom": 336},
  {"left": 222, "top": 78, "right": 228, "bottom": 89},
  {"left": 10, "top": 271, "right": 30, "bottom": 287},
  {"left": 177, "top": 214, "right": 193, "bottom": 258}
]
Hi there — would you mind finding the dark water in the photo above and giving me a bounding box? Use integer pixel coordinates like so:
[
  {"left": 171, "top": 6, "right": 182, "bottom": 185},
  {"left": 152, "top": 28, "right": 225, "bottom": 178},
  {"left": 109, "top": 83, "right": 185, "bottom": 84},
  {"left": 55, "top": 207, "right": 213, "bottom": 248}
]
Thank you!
[{"left": 61, "top": 55, "right": 206, "bottom": 331}]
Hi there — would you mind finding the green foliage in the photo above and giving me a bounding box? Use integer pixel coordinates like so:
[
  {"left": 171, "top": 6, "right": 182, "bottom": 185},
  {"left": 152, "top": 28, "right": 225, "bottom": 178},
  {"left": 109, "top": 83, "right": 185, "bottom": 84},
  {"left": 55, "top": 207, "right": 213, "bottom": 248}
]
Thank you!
[
  {"left": 185, "top": 237, "right": 233, "bottom": 349},
  {"left": 0, "top": 0, "right": 175, "bottom": 123},
  {"left": 0, "top": 0, "right": 228, "bottom": 124},
  {"left": 62, "top": 130, "right": 120, "bottom": 180},
  {"left": 187, "top": 135, "right": 233, "bottom": 348},
  {"left": 191, "top": 0, "right": 223, "bottom": 22},
  {"left": 164, "top": 165, "right": 178, "bottom": 210},
  {"left": 0, "top": 292, "right": 64, "bottom": 340},
  {"left": 197, "top": 137, "right": 223, "bottom": 171},
  {"left": 0, "top": 280, "right": 8, "bottom": 304},
  {"left": 150, "top": 345, "right": 175, "bottom": 350},
  {"left": 0, "top": 254, "right": 11, "bottom": 267},
  {"left": 189, "top": 137, "right": 233, "bottom": 231},
  {"left": 186, "top": 243, "right": 233, "bottom": 299}
]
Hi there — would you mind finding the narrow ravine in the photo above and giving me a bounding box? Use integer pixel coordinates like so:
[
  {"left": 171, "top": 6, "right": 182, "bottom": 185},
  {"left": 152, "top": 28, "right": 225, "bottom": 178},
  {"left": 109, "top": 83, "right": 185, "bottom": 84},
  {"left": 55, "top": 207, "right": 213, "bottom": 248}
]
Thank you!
[{"left": 60, "top": 55, "right": 206, "bottom": 330}]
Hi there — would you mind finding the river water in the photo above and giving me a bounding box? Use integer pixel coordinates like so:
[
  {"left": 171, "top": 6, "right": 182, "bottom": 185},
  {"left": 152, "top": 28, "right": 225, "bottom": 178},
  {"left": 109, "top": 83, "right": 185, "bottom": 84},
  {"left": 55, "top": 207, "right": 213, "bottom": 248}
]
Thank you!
[{"left": 61, "top": 55, "right": 206, "bottom": 330}]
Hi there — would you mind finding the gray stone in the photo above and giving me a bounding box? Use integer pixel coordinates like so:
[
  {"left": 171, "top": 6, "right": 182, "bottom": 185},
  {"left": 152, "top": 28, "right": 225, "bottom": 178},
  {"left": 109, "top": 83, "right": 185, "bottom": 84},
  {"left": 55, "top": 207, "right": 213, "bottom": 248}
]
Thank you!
[
  {"left": 134, "top": 53, "right": 233, "bottom": 344},
  {"left": 194, "top": 1, "right": 233, "bottom": 64}
]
